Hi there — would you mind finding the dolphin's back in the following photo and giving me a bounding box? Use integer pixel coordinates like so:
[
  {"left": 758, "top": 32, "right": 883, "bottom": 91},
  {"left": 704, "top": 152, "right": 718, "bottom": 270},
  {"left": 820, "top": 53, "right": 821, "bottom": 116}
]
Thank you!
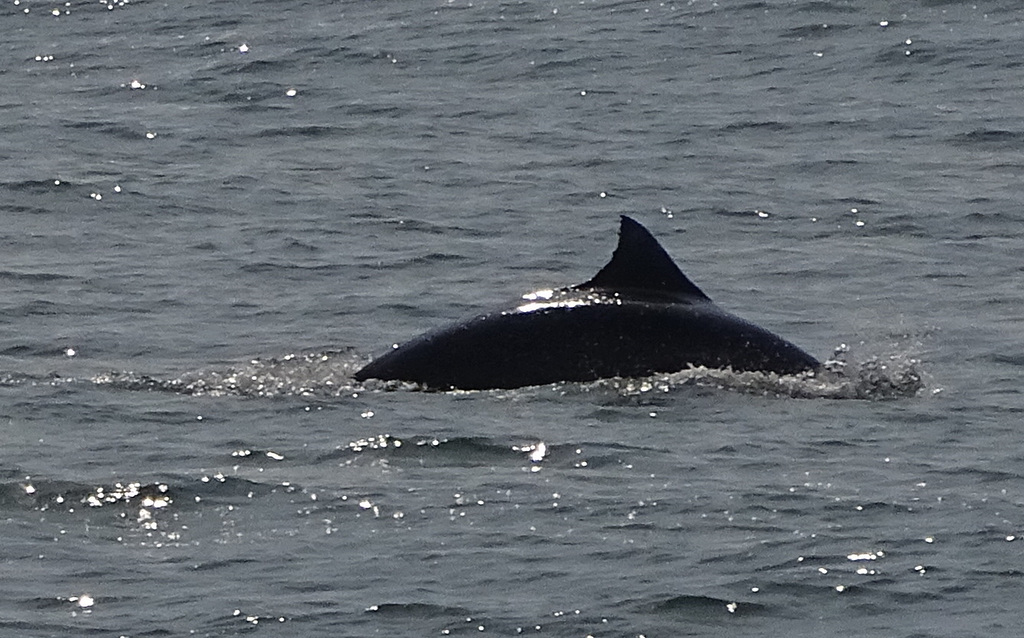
[{"left": 353, "top": 292, "right": 818, "bottom": 390}]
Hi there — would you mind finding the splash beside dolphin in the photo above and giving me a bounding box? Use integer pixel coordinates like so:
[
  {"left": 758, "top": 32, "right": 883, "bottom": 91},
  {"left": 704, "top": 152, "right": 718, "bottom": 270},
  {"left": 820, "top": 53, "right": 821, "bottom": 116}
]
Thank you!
[{"left": 354, "top": 216, "right": 820, "bottom": 390}]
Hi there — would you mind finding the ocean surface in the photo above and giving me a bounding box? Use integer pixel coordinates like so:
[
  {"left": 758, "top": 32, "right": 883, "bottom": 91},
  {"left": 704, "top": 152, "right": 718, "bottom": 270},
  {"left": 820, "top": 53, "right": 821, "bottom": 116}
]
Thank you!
[{"left": 2, "top": 0, "right": 1022, "bottom": 636}]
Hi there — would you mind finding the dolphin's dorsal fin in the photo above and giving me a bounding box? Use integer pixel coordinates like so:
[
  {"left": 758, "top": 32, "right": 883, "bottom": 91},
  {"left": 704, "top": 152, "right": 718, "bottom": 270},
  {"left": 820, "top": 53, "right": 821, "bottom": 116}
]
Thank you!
[{"left": 575, "top": 216, "right": 710, "bottom": 301}]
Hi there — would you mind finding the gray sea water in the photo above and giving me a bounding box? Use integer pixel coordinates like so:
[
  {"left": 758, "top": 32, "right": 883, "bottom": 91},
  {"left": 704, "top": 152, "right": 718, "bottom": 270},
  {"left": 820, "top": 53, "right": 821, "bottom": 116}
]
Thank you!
[{"left": 2, "top": 0, "right": 1023, "bottom": 636}]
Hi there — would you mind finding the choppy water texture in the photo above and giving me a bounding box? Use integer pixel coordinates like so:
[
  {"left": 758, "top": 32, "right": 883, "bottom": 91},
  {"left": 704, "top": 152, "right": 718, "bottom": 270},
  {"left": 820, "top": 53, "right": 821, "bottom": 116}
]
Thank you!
[{"left": 2, "top": 0, "right": 1023, "bottom": 636}]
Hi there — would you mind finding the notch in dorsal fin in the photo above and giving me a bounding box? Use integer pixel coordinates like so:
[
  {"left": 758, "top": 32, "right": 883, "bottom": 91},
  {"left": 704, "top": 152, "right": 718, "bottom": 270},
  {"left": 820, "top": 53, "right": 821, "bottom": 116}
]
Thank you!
[{"left": 574, "top": 216, "right": 710, "bottom": 301}]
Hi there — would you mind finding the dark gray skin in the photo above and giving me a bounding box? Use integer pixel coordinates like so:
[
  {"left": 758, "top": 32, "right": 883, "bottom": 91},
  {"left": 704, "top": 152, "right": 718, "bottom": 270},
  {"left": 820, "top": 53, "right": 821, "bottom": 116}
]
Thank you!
[{"left": 354, "top": 216, "right": 820, "bottom": 390}]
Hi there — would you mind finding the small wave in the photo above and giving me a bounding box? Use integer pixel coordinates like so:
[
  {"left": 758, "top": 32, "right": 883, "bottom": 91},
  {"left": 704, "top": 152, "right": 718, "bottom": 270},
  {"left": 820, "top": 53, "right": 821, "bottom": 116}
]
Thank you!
[
  {"left": 92, "top": 350, "right": 364, "bottom": 398},
  {"left": 320, "top": 434, "right": 592, "bottom": 471},
  {"left": 645, "top": 593, "right": 767, "bottom": 617},
  {"left": 0, "top": 269, "right": 75, "bottom": 283},
  {"left": 89, "top": 344, "right": 925, "bottom": 400},
  {"left": 364, "top": 602, "right": 472, "bottom": 619},
  {"left": 0, "top": 477, "right": 174, "bottom": 515},
  {"left": 364, "top": 603, "right": 497, "bottom": 637},
  {"left": 591, "top": 344, "right": 926, "bottom": 400},
  {"left": 950, "top": 129, "right": 1024, "bottom": 149},
  {"left": 0, "top": 370, "right": 70, "bottom": 387},
  {"left": 1, "top": 473, "right": 293, "bottom": 519}
]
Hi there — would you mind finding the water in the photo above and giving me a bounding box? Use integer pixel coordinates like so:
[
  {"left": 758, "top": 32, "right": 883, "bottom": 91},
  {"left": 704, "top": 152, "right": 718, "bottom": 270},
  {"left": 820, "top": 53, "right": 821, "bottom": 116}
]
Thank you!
[{"left": 2, "top": 0, "right": 1022, "bottom": 636}]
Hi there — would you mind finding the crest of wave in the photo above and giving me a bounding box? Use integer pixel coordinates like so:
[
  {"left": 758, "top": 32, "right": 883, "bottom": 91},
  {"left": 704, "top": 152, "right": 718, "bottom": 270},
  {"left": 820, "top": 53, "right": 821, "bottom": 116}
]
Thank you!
[
  {"left": 596, "top": 344, "right": 927, "bottom": 400},
  {"left": 93, "top": 350, "right": 363, "bottom": 397},
  {"left": 93, "top": 346, "right": 925, "bottom": 400}
]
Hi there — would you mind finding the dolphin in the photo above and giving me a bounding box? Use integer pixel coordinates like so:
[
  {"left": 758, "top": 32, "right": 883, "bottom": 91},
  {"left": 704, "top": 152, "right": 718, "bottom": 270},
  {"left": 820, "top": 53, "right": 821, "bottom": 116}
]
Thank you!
[{"left": 354, "top": 216, "right": 820, "bottom": 390}]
